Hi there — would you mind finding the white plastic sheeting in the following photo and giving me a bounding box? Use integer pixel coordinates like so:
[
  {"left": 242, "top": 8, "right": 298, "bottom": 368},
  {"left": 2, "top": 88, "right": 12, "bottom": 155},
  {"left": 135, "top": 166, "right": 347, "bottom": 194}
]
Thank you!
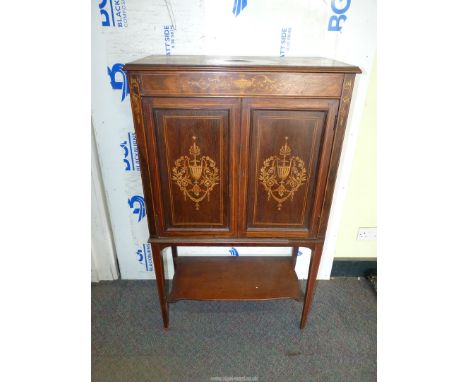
[{"left": 91, "top": 0, "right": 376, "bottom": 279}]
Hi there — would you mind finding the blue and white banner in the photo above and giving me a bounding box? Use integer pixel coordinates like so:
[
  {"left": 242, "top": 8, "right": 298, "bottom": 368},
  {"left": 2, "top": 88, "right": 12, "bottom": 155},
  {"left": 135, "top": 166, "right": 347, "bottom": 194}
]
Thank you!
[
  {"left": 163, "top": 25, "right": 176, "bottom": 55},
  {"left": 328, "top": 0, "right": 352, "bottom": 32},
  {"left": 107, "top": 63, "right": 129, "bottom": 102},
  {"left": 136, "top": 243, "right": 153, "bottom": 272},
  {"left": 91, "top": 0, "right": 376, "bottom": 280},
  {"left": 98, "top": 0, "right": 128, "bottom": 28},
  {"left": 232, "top": 0, "right": 247, "bottom": 17},
  {"left": 128, "top": 195, "right": 145, "bottom": 222},
  {"left": 120, "top": 132, "right": 140, "bottom": 172},
  {"left": 279, "top": 27, "right": 292, "bottom": 57}
]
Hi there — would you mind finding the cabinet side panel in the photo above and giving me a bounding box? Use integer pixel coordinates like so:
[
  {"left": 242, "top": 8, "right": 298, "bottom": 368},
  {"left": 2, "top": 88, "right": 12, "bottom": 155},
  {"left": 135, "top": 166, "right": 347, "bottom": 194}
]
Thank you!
[
  {"left": 318, "top": 74, "right": 356, "bottom": 237},
  {"left": 128, "top": 74, "right": 158, "bottom": 236}
]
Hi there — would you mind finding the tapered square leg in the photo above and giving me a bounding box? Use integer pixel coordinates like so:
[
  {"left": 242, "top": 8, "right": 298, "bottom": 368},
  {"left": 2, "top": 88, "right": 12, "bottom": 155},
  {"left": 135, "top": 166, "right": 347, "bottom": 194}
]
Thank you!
[
  {"left": 151, "top": 243, "right": 169, "bottom": 329},
  {"left": 291, "top": 246, "right": 299, "bottom": 268},
  {"left": 300, "top": 243, "right": 324, "bottom": 329},
  {"left": 171, "top": 245, "right": 178, "bottom": 271}
]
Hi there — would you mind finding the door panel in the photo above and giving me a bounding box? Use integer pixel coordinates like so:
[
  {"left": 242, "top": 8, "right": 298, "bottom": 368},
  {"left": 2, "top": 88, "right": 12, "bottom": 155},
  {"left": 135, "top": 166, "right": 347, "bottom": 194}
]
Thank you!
[
  {"left": 239, "top": 98, "right": 339, "bottom": 238},
  {"left": 142, "top": 98, "right": 240, "bottom": 237},
  {"left": 249, "top": 110, "right": 324, "bottom": 227}
]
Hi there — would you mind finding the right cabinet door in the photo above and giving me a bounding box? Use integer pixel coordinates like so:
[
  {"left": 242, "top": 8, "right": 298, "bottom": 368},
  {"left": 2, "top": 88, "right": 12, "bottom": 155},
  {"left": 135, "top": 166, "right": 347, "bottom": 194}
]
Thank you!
[{"left": 240, "top": 98, "right": 339, "bottom": 238}]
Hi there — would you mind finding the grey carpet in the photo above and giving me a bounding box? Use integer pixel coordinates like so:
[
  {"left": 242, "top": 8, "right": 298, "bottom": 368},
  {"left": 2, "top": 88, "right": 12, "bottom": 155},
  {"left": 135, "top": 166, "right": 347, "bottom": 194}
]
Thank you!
[{"left": 92, "top": 279, "right": 376, "bottom": 382}]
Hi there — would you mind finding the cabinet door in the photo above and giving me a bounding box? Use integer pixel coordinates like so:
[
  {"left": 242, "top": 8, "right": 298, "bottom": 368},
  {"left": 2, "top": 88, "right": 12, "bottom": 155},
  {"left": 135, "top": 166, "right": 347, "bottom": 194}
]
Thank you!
[
  {"left": 239, "top": 98, "right": 339, "bottom": 238},
  {"left": 142, "top": 98, "right": 240, "bottom": 237}
]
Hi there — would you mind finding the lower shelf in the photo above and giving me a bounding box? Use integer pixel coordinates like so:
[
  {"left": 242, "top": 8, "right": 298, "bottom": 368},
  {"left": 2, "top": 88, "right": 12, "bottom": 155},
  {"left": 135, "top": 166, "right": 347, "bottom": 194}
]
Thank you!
[{"left": 168, "top": 256, "right": 302, "bottom": 302}]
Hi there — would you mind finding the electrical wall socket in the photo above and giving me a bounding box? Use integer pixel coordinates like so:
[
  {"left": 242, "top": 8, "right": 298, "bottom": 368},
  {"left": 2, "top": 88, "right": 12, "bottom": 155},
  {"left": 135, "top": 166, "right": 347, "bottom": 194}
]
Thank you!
[{"left": 357, "top": 227, "right": 377, "bottom": 241}]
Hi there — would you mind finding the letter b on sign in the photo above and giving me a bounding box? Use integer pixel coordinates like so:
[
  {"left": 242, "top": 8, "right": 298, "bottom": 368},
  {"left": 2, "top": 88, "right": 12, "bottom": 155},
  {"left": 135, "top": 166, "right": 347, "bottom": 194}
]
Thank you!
[{"left": 328, "top": 15, "right": 347, "bottom": 32}]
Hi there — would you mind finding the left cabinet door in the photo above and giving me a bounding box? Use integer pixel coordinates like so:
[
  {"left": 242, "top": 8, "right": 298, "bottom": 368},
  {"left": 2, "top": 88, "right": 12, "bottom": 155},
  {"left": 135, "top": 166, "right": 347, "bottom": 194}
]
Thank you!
[{"left": 141, "top": 98, "right": 240, "bottom": 237}]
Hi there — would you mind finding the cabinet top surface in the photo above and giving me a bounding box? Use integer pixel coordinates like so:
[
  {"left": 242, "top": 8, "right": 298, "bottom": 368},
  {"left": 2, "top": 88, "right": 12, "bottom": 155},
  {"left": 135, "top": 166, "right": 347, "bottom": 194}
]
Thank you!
[{"left": 123, "top": 55, "right": 361, "bottom": 73}]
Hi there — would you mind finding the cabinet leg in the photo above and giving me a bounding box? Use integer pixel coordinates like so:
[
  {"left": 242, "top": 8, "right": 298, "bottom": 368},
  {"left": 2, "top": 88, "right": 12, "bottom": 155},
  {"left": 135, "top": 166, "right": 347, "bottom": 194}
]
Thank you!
[
  {"left": 300, "top": 243, "right": 324, "bottom": 329},
  {"left": 151, "top": 243, "right": 169, "bottom": 329},
  {"left": 291, "top": 246, "right": 299, "bottom": 268},
  {"left": 171, "top": 245, "right": 178, "bottom": 271}
]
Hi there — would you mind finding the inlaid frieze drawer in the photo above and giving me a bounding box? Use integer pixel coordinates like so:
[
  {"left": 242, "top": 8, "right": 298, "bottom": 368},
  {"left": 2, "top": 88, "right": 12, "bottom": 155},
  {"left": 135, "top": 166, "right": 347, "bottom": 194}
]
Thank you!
[{"left": 138, "top": 71, "right": 344, "bottom": 97}]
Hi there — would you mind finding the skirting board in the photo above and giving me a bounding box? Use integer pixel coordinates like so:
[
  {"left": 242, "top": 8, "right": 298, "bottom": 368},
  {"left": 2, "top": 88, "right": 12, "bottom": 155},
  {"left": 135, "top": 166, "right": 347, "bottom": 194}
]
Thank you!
[{"left": 330, "top": 258, "right": 377, "bottom": 277}]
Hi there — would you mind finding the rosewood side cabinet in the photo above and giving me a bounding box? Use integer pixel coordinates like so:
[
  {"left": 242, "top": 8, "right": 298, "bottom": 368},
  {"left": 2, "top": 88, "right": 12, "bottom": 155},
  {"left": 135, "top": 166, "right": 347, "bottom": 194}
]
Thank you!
[{"left": 123, "top": 56, "right": 361, "bottom": 329}]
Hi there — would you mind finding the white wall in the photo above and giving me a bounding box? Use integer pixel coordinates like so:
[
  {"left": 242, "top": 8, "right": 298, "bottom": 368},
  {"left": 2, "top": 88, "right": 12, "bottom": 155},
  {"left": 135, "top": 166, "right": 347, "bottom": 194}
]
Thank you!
[{"left": 91, "top": 0, "right": 376, "bottom": 279}]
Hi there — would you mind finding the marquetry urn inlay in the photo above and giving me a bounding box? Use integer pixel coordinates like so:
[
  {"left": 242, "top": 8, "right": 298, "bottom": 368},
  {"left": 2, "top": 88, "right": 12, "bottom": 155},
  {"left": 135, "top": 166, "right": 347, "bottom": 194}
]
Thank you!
[
  {"left": 172, "top": 136, "right": 220, "bottom": 210},
  {"left": 259, "top": 137, "right": 307, "bottom": 211}
]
